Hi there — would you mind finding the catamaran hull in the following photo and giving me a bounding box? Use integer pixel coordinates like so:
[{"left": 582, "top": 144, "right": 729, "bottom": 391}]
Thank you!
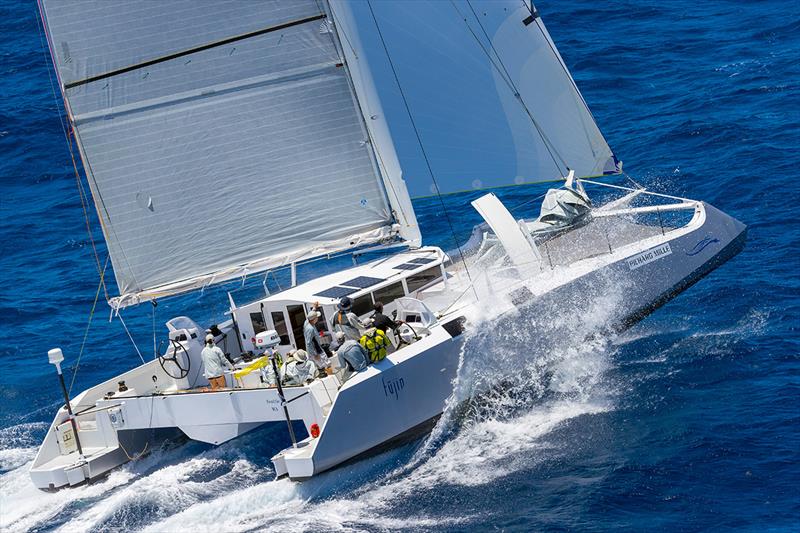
[
  {"left": 276, "top": 202, "right": 746, "bottom": 479},
  {"left": 29, "top": 203, "right": 745, "bottom": 488}
]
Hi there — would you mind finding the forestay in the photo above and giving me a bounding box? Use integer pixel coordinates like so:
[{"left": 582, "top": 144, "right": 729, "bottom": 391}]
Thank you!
[
  {"left": 39, "top": 0, "right": 418, "bottom": 308},
  {"left": 343, "top": 1, "right": 621, "bottom": 197}
]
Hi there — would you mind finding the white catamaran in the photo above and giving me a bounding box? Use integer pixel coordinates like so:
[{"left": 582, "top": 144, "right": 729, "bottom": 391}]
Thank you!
[{"left": 31, "top": 0, "right": 746, "bottom": 489}]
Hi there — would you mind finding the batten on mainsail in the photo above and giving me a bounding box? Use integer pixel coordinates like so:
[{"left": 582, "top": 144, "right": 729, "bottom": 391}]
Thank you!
[{"left": 39, "top": 0, "right": 418, "bottom": 308}]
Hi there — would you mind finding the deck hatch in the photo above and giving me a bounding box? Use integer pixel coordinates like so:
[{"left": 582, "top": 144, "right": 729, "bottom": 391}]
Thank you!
[
  {"left": 341, "top": 276, "right": 384, "bottom": 289},
  {"left": 313, "top": 286, "right": 358, "bottom": 299},
  {"left": 408, "top": 257, "right": 436, "bottom": 264},
  {"left": 393, "top": 263, "right": 420, "bottom": 270}
]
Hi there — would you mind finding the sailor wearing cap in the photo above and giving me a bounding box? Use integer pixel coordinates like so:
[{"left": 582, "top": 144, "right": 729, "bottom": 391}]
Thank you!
[
  {"left": 282, "top": 349, "right": 317, "bottom": 386},
  {"left": 332, "top": 296, "right": 367, "bottom": 342},
  {"left": 303, "top": 309, "right": 329, "bottom": 372},
  {"left": 201, "top": 334, "right": 233, "bottom": 390}
]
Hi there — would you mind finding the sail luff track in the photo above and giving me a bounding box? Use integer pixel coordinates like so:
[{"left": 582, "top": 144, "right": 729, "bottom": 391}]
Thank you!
[{"left": 63, "top": 13, "right": 327, "bottom": 90}]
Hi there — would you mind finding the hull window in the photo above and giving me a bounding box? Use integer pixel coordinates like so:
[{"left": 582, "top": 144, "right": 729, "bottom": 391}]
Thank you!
[
  {"left": 373, "top": 281, "right": 405, "bottom": 306},
  {"left": 352, "top": 294, "right": 373, "bottom": 316},
  {"left": 406, "top": 266, "right": 443, "bottom": 293}
]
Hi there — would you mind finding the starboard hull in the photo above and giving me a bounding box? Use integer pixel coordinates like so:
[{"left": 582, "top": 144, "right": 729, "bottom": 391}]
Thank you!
[{"left": 274, "top": 201, "right": 746, "bottom": 479}]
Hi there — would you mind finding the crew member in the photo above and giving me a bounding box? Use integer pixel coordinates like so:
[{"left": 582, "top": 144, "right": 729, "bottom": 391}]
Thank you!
[
  {"left": 370, "top": 301, "right": 400, "bottom": 333},
  {"left": 283, "top": 350, "right": 317, "bottom": 386},
  {"left": 333, "top": 331, "right": 368, "bottom": 381},
  {"left": 201, "top": 334, "right": 233, "bottom": 391},
  {"left": 303, "top": 310, "right": 330, "bottom": 374},
  {"left": 260, "top": 350, "right": 284, "bottom": 387},
  {"left": 332, "top": 296, "right": 366, "bottom": 341},
  {"left": 359, "top": 327, "right": 390, "bottom": 363}
]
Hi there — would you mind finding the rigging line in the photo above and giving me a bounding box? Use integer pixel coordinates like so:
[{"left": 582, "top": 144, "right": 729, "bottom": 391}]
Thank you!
[
  {"left": 457, "top": 0, "right": 567, "bottom": 175},
  {"left": 366, "top": 0, "right": 476, "bottom": 290},
  {"left": 118, "top": 312, "right": 147, "bottom": 365},
  {"left": 34, "top": 5, "right": 69, "bottom": 153},
  {"left": 520, "top": 1, "right": 607, "bottom": 149},
  {"left": 327, "top": 1, "right": 413, "bottom": 233},
  {"left": 508, "top": 190, "right": 548, "bottom": 213},
  {"left": 151, "top": 301, "right": 158, "bottom": 359},
  {"left": 35, "top": 4, "right": 107, "bottom": 295},
  {"left": 37, "top": 3, "right": 125, "bottom": 296},
  {"left": 70, "top": 123, "right": 141, "bottom": 293},
  {"left": 325, "top": 2, "right": 401, "bottom": 225},
  {"left": 70, "top": 134, "right": 109, "bottom": 299},
  {"left": 622, "top": 171, "right": 644, "bottom": 189},
  {"left": 68, "top": 255, "right": 110, "bottom": 396},
  {"left": 324, "top": 0, "right": 358, "bottom": 59}
]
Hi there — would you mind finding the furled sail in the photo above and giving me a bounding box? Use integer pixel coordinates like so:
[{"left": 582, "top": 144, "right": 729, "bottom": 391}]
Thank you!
[
  {"left": 338, "top": 1, "right": 621, "bottom": 198},
  {"left": 38, "top": 0, "right": 419, "bottom": 308}
]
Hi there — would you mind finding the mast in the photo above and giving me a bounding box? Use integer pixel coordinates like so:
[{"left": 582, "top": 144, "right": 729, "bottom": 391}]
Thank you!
[{"left": 326, "top": 0, "right": 421, "bottom": 248}]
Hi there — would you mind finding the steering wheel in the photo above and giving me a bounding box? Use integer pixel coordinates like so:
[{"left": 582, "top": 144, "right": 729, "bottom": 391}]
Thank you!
[
  {"left": 159, "top": 339, "right": 191, "bottom": 379},
  {"left": 394, "top": 322, "right": 420, "bottom": 347}
]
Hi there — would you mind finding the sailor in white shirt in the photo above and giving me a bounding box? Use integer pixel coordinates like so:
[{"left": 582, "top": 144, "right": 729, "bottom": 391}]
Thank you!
[
  {"left": 283, "top": 350, "right": 317, "bottom": 386},
  {"left": 201, "top": 334, "right": 233, "bottom": 390}
]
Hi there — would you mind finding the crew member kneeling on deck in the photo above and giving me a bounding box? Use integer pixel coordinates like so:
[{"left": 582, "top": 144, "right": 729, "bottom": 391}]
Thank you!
[
  {"left": 202, "top": 334, "right": 233, "bottom": 390},
  {"left": 283, "top": 350, "right": 316, "bottom": 386},
  {"left": 333, "top": 331, "right": 368, "bottom": 381},
  {"left": 359, "top": 327, "right": 389, "bottom": 363}
]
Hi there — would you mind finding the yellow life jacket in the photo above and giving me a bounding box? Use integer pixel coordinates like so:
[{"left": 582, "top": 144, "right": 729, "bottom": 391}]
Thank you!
[{"left": 359, "top": 328, "right": 389, "bottom": 363}]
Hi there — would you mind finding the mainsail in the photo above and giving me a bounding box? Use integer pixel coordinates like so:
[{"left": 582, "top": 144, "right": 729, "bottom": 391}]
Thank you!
[{"left": 39, "top": 0, "right": 419, "bottom": 308}]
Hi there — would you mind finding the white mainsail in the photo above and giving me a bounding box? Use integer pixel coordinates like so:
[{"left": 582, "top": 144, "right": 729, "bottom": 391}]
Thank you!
[{"left": 39, "top": 0, "right": 419, "bottom": 308}]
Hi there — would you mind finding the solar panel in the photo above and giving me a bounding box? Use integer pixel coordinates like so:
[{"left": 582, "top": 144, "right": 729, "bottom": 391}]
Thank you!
[
  {"left": 313, "top": 286, "right": 358, "bottom": 299},
  {"left": 409, "top": 257, "right": 436, "bottom": 265},
  {"left": 393, "top": 263, "right": 420, "bottom": 270},
  {"left": 341, "top": 276, "right": 384, "bottom": 289}
]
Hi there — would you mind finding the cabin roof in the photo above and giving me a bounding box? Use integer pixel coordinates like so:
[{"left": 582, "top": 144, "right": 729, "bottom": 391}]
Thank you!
[{"left": 258, "top": 246, "right": 444, "bottom": 306}]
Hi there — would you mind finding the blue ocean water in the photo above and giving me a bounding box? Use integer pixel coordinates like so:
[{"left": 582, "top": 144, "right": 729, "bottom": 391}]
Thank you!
[{"left": 1, "top": 0, "right": 798, "bottom": 531}]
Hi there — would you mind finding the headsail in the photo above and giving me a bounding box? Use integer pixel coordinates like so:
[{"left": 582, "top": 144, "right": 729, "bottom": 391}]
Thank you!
[
  {"left": 339, "top": 1, "right": 621, "bottom": 198},
  {"left": 38, "top": 0, "right": 419, "bottom": 308}
]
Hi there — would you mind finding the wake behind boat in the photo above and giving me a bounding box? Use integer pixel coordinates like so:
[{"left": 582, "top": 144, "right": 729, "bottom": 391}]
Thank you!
[{"left": 30, "top": 0, "right": 744, "bottom": 490}]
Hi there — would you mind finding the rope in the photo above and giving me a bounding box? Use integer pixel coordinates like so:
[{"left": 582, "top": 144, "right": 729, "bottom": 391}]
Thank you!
[
  {"left": 118, "top": 439, "right": 149, "bottom": 461},
  {"left": 366, "top": 0, "right": 476, "bottom": 296},
  {"left": 118, "top": 312, "right": 147, "bottom": 365},
  {"left": 69, "top": 255, "right": 110, "bottom": 395},
  {"left": 35, "top": 4, "right": 109, "bottom": 298}
]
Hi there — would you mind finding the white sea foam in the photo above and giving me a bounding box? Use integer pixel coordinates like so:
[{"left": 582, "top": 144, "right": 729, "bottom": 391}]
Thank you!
[{"left": 0, "top": 458, "right": 135, "bottom": 533}]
